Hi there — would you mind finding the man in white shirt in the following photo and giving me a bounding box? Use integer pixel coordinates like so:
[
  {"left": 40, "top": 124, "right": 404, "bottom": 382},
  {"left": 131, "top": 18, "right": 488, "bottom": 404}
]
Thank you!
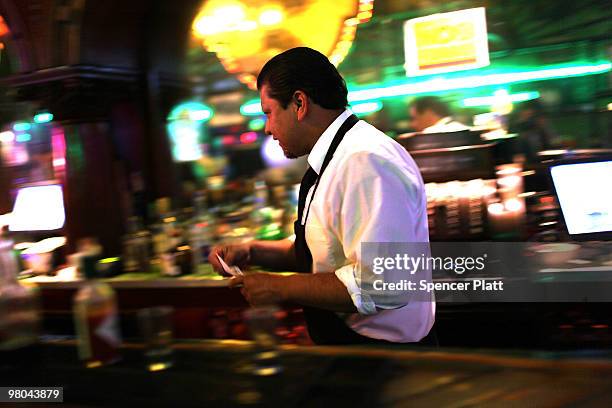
[
  {"left": 410, "top": 96, "right": 470, "bottom": 133},
  {"left": 210, "top": 47, "right": 435, "bottom": 345}
]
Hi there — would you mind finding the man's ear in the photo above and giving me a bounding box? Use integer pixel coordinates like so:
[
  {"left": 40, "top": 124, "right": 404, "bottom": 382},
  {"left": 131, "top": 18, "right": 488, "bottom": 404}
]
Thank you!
[{"left": 293, "top": 91, "right": 308, "bottom": 120}]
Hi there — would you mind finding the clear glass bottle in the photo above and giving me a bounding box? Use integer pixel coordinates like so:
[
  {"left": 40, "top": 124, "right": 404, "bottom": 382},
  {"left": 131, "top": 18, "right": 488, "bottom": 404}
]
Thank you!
[{"left": 73, "top": 245, "right": 122, "bottom": 367}]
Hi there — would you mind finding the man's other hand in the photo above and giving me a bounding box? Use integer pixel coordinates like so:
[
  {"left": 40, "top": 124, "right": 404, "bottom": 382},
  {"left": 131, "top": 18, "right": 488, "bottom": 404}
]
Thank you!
[
  {"left": 229, "top": 273, "right": 285, "bottom": 306},
  {"left": 209, "top": 244, "right": 251, "bottom": 276}
]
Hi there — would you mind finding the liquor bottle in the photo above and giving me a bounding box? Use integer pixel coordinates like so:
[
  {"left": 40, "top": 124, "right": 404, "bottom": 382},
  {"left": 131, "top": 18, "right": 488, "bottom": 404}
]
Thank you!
[
  {"left": 73, "top": 243, "right": 121, "bottom": 367},
  {"left": 151, "top": 198, "right": 172, "bottom": 259},
  {"left": 0, "top": 235, "right": 41, "bottom": 359},
  {"left": 149, "top": 198, "right": 178, "bottom": 276},
  {"left": 150, "top": 198, "right": 193, "bottom": 277},
  {"left": 122, "top": 216, "right": 151, "bottom": 273},
  {"left": 189, "top": 191, "right": 215, "bottom": 272}
]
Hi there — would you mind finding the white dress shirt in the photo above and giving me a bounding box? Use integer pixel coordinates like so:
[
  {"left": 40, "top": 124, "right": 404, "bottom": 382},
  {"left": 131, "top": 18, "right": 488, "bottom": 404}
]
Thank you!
[
  {"left": 303, "top": 109, "right": 435, "bottom": 343},
  {"left": 422, "top": 116, "right": 470, "bottom": 133}
]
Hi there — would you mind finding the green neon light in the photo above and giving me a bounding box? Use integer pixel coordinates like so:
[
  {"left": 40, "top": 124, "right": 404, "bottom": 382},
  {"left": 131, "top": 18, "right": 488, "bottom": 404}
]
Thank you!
[
  {"left": 16, "top": 133, "right": 31, "bottom": 142},
  {"left": 239, "top": 62, "right": 611, "bottom": 114},
  {"left": 13, "top": 122, "right": 31, "bottom": 132},
  {"left": 350, "top": 101, "right": 383, "bottom": 115},
  {"left": 248, "top": 118, "right": 266, "bottom": 131},
  {"left": 167, "top": 101, "right": 213, "bottom": 123},
  {"left": 33, "top": 112, "right": 54, "bottom": 123},
  {"left": 462, "top": 91, "right": 540, "bottom": 107},
  {"left": 348, "top": 62, "right": 611, "bottom": 102}
]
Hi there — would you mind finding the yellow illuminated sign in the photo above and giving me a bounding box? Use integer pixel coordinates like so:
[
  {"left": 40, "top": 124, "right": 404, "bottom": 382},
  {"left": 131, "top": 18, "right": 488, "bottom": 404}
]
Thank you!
[{"left": 404, "top": 7, "right": 490, "bottom": 77}]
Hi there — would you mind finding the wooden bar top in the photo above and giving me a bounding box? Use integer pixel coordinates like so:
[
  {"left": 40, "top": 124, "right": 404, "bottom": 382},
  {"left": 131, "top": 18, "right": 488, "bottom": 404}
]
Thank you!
[{"left": 5, "top": 339, "right": 612, "bottom": 407}]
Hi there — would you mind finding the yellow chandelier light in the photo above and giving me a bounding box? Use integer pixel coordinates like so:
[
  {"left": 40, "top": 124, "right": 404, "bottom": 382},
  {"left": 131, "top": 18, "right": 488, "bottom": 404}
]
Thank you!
[{"left": 192, "top": 0, "right": 374, "bottom": 89}]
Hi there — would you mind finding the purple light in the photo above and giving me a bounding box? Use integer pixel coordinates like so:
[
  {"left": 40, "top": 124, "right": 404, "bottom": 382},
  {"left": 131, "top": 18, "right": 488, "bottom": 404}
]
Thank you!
[{"left": 261, "top": 135, "right": 291, "bottom": 167}]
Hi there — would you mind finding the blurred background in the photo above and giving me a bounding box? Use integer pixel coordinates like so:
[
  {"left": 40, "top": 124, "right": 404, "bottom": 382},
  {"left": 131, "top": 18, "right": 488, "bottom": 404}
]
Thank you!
[
  {"left": 0, "top": 0, "right": 610, "bottom": 253},
  {"left": 0, "top": 0, "right": 611, "bottom": 349}
]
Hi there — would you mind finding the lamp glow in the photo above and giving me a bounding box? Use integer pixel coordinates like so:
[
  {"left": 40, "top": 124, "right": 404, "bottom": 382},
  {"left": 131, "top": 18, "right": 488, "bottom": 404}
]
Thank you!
[
  {"left": 248, "top": 118, "right": 266, "bottom": 131},
  {"left": 504, "top": 198, "right": 523, "bottom": 212},
  {"left": 350, "top": 101, "right": 383, "bottom": 115},
  {"left": 194, "top": 5, "right": 248, "bottom": 36},
  {"left": 348, "top": 63, "right": 611, "bottom": 102},
  {"left": 188, "top": 109, "right": 213, "bottom": 122},
  {"left": 16, "top": 133, "right": 31, "bottom": 142},
  {"left": 33, "top": 112, "right": 54, "bottom": 123},
  {"left": 0, "top": 131, "right": 15, "bottom": 143},
  {"left": 167, "top": 101, "right": 213, "bottom": 123},
  {"left": 167, "top": 122, "right": 203, "bottom": 162},
  {"left": 259, "top": 9, "right": 283, "bottom": 26},
  {"left": 261, "top": 135, "right": 291, "bottom": 167},
  {"left": 463, "top": 91, "right": 540, "bottom": 107},
  {"left": 215, "top": 5, "right": 246, "bottom": 21},
  {"left": 9, "top": 185, "right": 66, "bottom": 231},
  {"left": 13, "top": 122, "right": 31, "bottom": 132},
  {"left": 487, "top": 202, "right": 505, "bottom": 215},
  {"left": 192, "top": 0, "right": 374, "bottom": 89},
  {"left": 239, "top": 131, "right": 258, "bottom": 144},
  {"left": 221, "top": 135, "right": 237, "bottom": 146},
  {"left": 240, "top": 100, "right": 263, "bottom": 116}
]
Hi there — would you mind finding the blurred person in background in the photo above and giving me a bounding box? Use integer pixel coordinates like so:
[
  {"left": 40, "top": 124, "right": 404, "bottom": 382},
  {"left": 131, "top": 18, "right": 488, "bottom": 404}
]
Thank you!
[
  {"left": 409, "top": 96, "right": 470, "bottom": 133},
  {"left": 510, "top": 99, "right": 558, "bottom": 162},
  {"left": 210, "top": 47, "right": 435, "bottom": 346}
]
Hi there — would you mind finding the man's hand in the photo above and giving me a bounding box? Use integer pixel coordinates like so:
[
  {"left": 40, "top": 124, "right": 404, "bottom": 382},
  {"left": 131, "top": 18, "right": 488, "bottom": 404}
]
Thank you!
[
  {"left": 229, "top": 273, "right": 286, "bottom": 306},
  {"left": 210, "top": 240, "right": 297, "bottom": 273},
  {"left": 209, "top": 244, "right": 251, "bottom": 276},
  {"left": 229, "top": 272, "right": 357, "bottom": 313}
]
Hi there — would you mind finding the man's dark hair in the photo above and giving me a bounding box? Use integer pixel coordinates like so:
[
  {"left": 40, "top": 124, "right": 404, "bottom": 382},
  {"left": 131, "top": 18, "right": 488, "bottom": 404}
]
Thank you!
[
  {"left": 412, "top": 96, "right": 451, "bottom": 118},
  {"left": 257, "top": 47, "right": 348, "bottom": 110}
]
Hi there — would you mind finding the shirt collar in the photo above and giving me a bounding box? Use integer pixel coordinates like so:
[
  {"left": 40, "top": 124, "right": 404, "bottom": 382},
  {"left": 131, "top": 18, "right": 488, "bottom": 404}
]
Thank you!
[
  {"left": 307, "top": 109, "right": 353, "bottom": 175},
  {"left": 434, "top": 117, "right": 452, "bottom": 126}
]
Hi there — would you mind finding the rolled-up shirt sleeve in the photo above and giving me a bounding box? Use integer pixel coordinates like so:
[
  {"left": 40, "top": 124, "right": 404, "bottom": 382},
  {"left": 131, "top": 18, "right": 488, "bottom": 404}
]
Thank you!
[
  {"left": 335, "top": 263, "right": 377, "bottom": 315},
  {"left": 332, "top": 151, "right": 426, "bottom": 314}
]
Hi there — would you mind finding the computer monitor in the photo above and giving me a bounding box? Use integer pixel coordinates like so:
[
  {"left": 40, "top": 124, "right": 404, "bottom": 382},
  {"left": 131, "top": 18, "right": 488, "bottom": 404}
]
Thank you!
[{"left": 549, "top": 157, "right": 612, "bottom": 240}]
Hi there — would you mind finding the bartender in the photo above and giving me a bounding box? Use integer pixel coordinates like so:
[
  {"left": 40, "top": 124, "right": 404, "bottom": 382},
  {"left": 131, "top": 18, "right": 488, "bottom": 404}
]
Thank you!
[
  {"left": 210, "top": 47, "right": 435, "bottom": 345},
  {"left": 510, "top": 99, "right": 557, "bottom": 163},
  {"left": 409, "top": 96, "right": 469, "bottom": 133}
]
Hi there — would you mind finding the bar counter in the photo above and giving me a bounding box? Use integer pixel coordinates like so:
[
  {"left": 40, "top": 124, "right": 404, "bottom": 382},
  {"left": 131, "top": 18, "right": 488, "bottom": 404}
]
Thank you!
[
  {"left": 25, "top": 261, "right": 612, "bottom": 349},
  {"left": 5, "top": 339, "right": 612, "bottom": 407}
]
